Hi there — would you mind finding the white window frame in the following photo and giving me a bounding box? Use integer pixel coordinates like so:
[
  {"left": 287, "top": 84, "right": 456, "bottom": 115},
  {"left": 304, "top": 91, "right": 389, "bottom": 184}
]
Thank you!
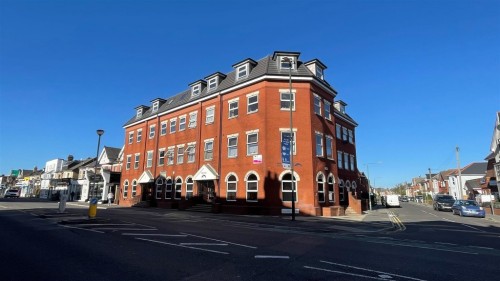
[
  {"left": 317, "top": 173, "right": 325, "bottom": 203},
  {"left": 344, "top": 152, "right": 349, "bottom": 170},
  {"left": 179, "top": 115, "right": 186, "bottom": 131},
  {"left": 227, "top": 135, "right": 238, "bottom": 158},
  {"left": 281, "top": 173, "right": 297, "bottom": 202},
  {"left": 155, "top": 177, "right": 164, "bottom": 199},
  {"left": 188, "top": 111, "right": 197, "bottom": 128},
  {"left": 324, "top": 101, "right": 331, "bottom": 120},
  {"left": 342, "top": 127, "right": 348, "bottom": 142},
  {"left": 132, "top": 180, "right": 137, "bottom": 197},
  {"left": 146, "top": 150, "right": 153, "bottom": 168},
  {"left": 170, "top": 118, "right": 177, "bottom": 133},
  {"left": 228, "top": 99, "right": 239, "bottom": 119},
  {"left": 134, "top": 153, "right": 140, "bottom": 169},
  {"left": 336, "top": 124, "right": 341, "bottom": 139},
  {"left": 158, "top": 149, "right": 165, "bottom": 166},
  {"left": 350, "top": 154, "right": 355, "bottom": 171},
  {"left": 206, "top": 106, "right": 215, "bottom": 124},
  {"left": 136, "top": 109, "right": 142, "bottom": 119},
  {"left": 316, "top": 67, "right": 324, "bottom": 79},
  {"left": 325, "top": 136, "right": 333, "bottom": 159},
  {"left": 348, "top": 129, "right": 354, "bottom": 144},
  {"left": 315, "top": 132, "right": 324, "bottom": 157},
  {"left": 313, "top": 94, "right": 321, "bottom": 115},
  {"left": 186, "top": 143, "right": 196, "bottom": 163},
  {"left": 280, "top": 56, "right": 296, "bottom": 70},
  {"left": 208, "top": 77, "right": 217, "bottom": 91},
  {"left": 226, "top": 174, "right": 237, "bottom": 201},
  {"left": 247, "top": 92, "right": 258, "bottom": 114},
  {"left": 167, "top": 147, "right": 174, "bottom": 165},
  {"left": 237, "top": 64, "right": 248, "bottom": 79},
  {"left": 174, "top": 178, "right": 182, "bottom": 200},
  {"left": 126, "top": 155, "right": 131, "bottom": 170},
  {"left": 192, "top": 84, "right": 200, "bottom": 97},
  {"left": 123, "top": 180, "right": 129, "bottom": 198},
  {"left": 246, "top": 173, "right": 258, "bottom": 202},
  {"left": 328, "top": 175, "right": 335, "bottom": 203},
  {"left": 128, "top": 132, "right": 134, "bottom": 144},
  {"left": 165, "top": 178, "right": 173, "bottom": 199},
  {"left": 204, "top": 139, "right": 214, "bottom": 160},
  {"left": 186, "top": 177, "right": 194, "bottom": 199},
  {"left": 177, "top": 145, "right": 185, "bottom": 164},
  {"left": 246, "top": 131, "right": 258, "bottom": 155},
  {"left": 339, "top": 180, "right": 345, "bottom": 201},
  {"left": 280, "top": 90, "right": 296, "bottom": 111},
  {"left": 152, "top": 101, "right": 159, "bottom": 112},
  {"left": 160, "top": 121, "right": 167, "bottom": 135},
  {"left": 337, "top": 151, "right": 343, "bottom": 169},
  {"left": 149, "top": 125, "right": 156, "bottom": 139},
  {"left": 137, "top": 129, "right": 142, "bottom": 142}
]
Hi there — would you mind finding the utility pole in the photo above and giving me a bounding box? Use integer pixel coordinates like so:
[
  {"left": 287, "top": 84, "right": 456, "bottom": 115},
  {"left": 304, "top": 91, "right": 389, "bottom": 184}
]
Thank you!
[{"left": 456, "top": 146, "right": 463, "bottom": 200}]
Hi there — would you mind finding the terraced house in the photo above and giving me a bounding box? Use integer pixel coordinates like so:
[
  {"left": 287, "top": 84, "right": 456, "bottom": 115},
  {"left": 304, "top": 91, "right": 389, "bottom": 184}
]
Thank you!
[{"left": 119, "top": 51, "right": 360, "bottom": 216}]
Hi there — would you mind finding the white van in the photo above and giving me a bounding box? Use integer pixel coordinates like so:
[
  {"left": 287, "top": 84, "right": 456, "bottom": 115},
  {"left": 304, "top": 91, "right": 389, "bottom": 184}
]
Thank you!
[{"left": 385, "top": 195, "right": 400, "bottom": 208}]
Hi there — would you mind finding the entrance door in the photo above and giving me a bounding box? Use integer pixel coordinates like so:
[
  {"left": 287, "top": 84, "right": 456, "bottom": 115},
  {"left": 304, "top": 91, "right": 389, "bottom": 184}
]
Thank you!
[{"left": 197, "top": 181, "right": 215, "bottom": 203}]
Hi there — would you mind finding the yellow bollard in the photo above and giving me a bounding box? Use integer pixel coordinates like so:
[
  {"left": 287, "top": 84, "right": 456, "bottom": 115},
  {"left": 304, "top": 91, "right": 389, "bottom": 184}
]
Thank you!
[{"left": 88, "top": 198, "right": 98, "bottom": 219}]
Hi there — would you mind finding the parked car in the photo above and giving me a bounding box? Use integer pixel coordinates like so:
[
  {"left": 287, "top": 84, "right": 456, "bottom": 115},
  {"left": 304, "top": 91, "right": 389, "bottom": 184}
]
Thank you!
[
  {"left": 415, "top": 195, "right": 423, "bottom": 203},
  {"left": 401, "top": 196, "right": 409, "bottom": 202},
  {"left": 4, "top": 189, "right": 20, "bottom": 198},
  {"left": 451, "top": 200, "right": 485, "bottom": 218},
  {"left": 433, "top": 194, "right": 455, "bottom": 211}
]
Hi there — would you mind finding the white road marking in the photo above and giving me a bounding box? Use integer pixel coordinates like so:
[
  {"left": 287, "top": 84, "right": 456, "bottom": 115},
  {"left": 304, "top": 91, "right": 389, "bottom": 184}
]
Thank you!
[
  {"left": 121, "top": 233, "right": 187, "bottom": 237},
  {"left": 181, "top": 243, "right": 228, "bottom": 246},
  {"left": 461, "top": 224, "right": 486, "bottom": 232},
  {"left": 255, "top": 255, "right": 289, "bottom": 259},
  {"left": 0, "top": 205, "right": 8, "bottom": 209},
  {"left": 181, "top": 232, "right": 257, "bottom": 249},
  {"left": 93, "top": 228, "right": 158, "bottom": 231},
  {"left": 60, "top": 225, "right": 105, "bottom": 233},
  {"left": 121, "top": 221, "right": 157, "bottom": 228},
  {"left": 434, "top": 242, "right": 457, "bottom": 246},
  {"left": 135, "top": 238, "right": 229, "bottom": 254},
  {"left": 442, "top": 218, "right": 455, "bottom": 222},
  {"left": 467, "top": 246, "right": 494, "bottom": 250},
  {"left": 319, "top": 260, "right": 427, "bottom": 281},
  {"left": 305, "top": 266, "right": 389, "bottom": 280}
]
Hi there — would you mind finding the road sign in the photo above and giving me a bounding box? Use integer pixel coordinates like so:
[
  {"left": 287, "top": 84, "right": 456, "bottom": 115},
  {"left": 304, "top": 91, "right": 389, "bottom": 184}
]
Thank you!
[{"left": 281, "top": 135, "right": 291, "bottom": 169}]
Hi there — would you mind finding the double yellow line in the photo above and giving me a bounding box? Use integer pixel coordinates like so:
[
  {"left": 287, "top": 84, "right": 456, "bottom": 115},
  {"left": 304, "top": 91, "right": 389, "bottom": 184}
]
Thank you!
[{"left": 387, "top": 211, "right": 406, "bottom": 231}]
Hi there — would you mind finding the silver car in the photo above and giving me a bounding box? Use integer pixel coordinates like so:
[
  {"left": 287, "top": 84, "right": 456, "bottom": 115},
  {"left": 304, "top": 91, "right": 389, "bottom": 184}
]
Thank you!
[{"left": 4, "top": 189, "right": 20, "bottom": 198}]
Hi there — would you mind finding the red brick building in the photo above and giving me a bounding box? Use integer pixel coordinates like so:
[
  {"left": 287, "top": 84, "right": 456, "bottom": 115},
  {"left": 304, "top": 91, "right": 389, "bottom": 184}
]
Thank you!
[{"left": 119, "top": 51, "right": 359, "bottom": 216}]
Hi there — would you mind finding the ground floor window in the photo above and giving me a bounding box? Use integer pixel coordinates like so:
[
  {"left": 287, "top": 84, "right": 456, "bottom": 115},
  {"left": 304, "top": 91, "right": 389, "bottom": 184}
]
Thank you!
[
  {"left": 123, "top": 180, "right": 129, "bottom": 198},
  {"left": 164, "top": 178, "right": 173, "bottom": 199},
  {"left": 328, "top": 175, "right": 335, "bottom": 203},
  {"left": 174, "top": 178, "right": 182, "bottom": 200},
  {"left": 132, "top": 180, "right": 137, "bottom": 197},
  {"left": 155, "top": 178, "right": 164, "bottom": 199},
  {"left": 339, "top": 180, "right": 345, "bottom": 201},
  {"left": 226, "top": 174, "right": 237, "bottom": 201},
  {"left": 246, "top": 173, "right": 258, "bottom": 201},
  {"left": 281, "top": 173, "right": 297, "bottom": 202},
  {"left": 317, "top": 173, "right": 325, "bottom": 203},
  {"left": 186, "top": 177, "right": 193, "bottom": 199}
]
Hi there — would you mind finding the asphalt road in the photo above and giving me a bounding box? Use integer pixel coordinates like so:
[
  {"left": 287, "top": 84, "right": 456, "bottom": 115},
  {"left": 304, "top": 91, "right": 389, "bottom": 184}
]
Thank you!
[{"left": 1, "top": 199, "right": 499, "bottom": 281}]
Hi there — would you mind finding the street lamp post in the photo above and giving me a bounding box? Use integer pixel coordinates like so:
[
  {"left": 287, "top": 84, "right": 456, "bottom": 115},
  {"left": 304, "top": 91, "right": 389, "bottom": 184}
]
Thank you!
[
  {"left": 282, "top": 56, "right": 296, "bottom": 221},
  {"left": 93, "top": 129, "right": 104, "bottom": 200}
]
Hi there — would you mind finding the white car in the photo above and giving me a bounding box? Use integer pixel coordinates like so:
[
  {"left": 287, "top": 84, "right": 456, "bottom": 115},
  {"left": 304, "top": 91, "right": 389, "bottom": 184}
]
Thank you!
[
  {"left": 385, "top": 195, "right": 400, "bottom": 208},
  {"left": 4, "top": 189, "right": 20, "bottom": 198}
]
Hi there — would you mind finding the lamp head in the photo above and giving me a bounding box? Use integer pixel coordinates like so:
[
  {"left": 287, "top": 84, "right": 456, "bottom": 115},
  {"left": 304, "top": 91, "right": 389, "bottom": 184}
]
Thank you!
[{"left": 96, "top": 129, "right": 104, "bottom": 136}]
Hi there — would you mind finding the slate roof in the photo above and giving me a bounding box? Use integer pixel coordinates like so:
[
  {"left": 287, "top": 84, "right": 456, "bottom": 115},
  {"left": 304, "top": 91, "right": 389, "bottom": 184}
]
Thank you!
[
  {"left": 103, "top": 146, "right": 121, "bottom": 162},
  {"left": 124, "top": 52, "right": 338, "bottom": 127},
  {"left": 460, "top": 162, "right": 487, "bottom": 175}
]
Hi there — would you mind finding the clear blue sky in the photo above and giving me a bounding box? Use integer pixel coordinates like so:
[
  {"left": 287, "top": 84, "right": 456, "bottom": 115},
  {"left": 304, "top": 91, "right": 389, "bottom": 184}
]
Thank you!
[{"left": 1, "top": 0, "right": 499, "bottom": 188}]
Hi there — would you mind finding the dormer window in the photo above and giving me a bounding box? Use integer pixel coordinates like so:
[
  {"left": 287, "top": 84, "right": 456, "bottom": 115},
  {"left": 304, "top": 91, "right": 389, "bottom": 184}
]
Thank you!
[
  {"left": 280, "top": 56, "right": 296, "bottom": 70},
  {"left": 152, "top": 101, "right": 159, "bottom": 112},
  {"left": 192, "top": 84, "right": 200, "bottom": 97},
  {"left": 136, "top": 108, "right": 143, "bottom": 118},
  {"left": 208, "top": 77, "right": 217, "bottom": 91},
  {"left": 304, "top": 59, "right": 327, "bottom": 81},
  {"left": 237, "top": 65, "right": 248, "bottom": 79},
  {"left": 316, "top": 67, "right": 324, "bottom": 79}
]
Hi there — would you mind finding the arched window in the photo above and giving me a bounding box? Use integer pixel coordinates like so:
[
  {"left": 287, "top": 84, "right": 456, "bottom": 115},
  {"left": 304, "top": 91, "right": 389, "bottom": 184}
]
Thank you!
[
  {"left": 317, "top": 173, "right": 325, "bottom": 203},
  {"left": 226, "top": 174, "right": 237, "bottom": 201},
  {"left": 132, "top": 180, "right": 137, "bottom": 197},
  {"left": 339, "top": 179, "right": 345, "bottom": 201},
  {"left": 123, "top": 180, "right": 129, "bottom": 198},
  {"left": 186, "top": 177, "right": 193, "bottom": 199},
  {"left": 327, "top": 175, "right": 335, "bottom": 202},
  {"left": 281, "top": 173, "right": 297, "bottom": 202},
  {"left": 352, "top": 181, "right": 357, "bottom": 190},
  {"left": 165, "top": 178, "right": 173, "bottom": 199},
  {"left": 174, "top": 178, "right": 182, "bottom": 200},
  {"left": 346, "top": 181, "right": 351, "bottom": 192},
  {"left": 246, "top": 173, "right": 258, "bottom": 202},
  {"left": 155, "top": 177, "right": 164, "bottom": 199}
]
